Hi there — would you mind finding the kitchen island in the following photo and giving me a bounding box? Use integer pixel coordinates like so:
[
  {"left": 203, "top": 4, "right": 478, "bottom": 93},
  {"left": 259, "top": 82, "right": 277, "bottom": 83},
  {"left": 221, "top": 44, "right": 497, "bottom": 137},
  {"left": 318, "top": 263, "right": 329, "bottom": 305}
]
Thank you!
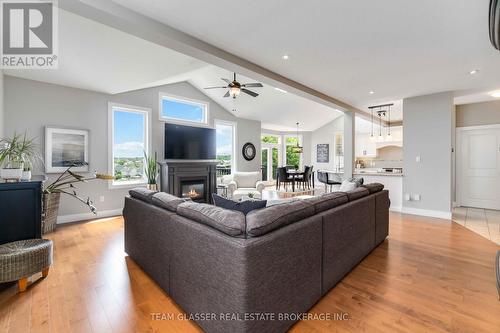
[{"left": 354, "top": 171, "right": 403, "bottom": 212}]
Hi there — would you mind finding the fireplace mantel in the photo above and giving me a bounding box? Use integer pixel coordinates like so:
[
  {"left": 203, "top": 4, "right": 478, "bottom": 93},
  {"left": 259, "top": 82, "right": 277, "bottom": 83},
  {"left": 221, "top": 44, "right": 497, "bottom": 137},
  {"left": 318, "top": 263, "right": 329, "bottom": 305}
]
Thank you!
[{"left": 158, "top": 160, "right": 218, "bottom": 204}]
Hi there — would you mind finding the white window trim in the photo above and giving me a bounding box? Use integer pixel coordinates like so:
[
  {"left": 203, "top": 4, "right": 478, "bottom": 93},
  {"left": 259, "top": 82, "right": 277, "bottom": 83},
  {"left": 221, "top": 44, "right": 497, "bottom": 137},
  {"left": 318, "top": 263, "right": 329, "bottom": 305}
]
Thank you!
[
  {"left": 284, "top": 134, "right": 303, "bottom": 168},
  {"left": 108, "top": 102, "right": 152, "bottom": 190},
  {"left": 159, "top": 92, "right": 209, "bottom": 127},
  {"left": 215, "top": 119, "right": 237, "bottom": 173}
]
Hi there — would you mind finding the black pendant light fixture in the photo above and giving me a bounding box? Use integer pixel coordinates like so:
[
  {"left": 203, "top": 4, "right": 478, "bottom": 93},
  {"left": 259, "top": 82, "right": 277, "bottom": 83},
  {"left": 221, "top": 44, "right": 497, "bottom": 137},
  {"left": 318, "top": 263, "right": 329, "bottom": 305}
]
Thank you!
[
  {"left": 292, "top": 122, "right": 303, "bottom": 154},
  {"left": 368, "top": 103, "right": 394, "bottom": 142}
]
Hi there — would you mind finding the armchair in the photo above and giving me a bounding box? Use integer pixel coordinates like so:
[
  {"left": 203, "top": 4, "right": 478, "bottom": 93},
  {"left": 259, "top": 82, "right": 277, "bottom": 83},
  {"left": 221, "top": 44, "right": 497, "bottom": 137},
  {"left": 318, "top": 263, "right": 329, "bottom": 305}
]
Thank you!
[{"left": 221, "top": 171, "right": 265, "bottom": 200}]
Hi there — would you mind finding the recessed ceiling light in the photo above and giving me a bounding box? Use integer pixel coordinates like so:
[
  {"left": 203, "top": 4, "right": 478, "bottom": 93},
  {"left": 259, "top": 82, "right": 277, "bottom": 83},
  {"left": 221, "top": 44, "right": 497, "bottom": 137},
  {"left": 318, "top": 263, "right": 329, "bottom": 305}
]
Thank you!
[
  {"left": 282, "top": 54, "right": 289, "bottom": 60},
  {"left": 275, "top": 87, "right": 287, "bottom": 93},
  {"left": 490, "top": 91, "right": 500, "bottom": 98},
  {"left": 369, "top": 91, "right": 375, "bottom": 95},
  {"left": 469, "top": 69, "right": 479, "bottom": 75}
]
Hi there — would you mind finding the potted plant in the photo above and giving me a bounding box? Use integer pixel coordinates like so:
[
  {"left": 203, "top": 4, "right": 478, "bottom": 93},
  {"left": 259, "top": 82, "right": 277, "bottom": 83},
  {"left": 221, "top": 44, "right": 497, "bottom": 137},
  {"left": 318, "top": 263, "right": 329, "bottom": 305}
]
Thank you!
[
  {"left": 42, "top": 162, "right": 114, "bottom": 233},
  {"left": 144, "top": 151, "right": 158, "bottom": 191},
  {"left": 0, "top": 133, "right": 24, "bottom": 181},
  {"left": 18, "top": 132, "right": 42, "bottom": 181}
]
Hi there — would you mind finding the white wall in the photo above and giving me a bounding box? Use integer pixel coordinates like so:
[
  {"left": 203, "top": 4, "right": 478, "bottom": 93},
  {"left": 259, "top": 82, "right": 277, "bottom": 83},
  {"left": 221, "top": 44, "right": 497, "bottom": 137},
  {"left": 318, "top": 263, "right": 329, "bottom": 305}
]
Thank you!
[
  {"left": 4, "top": 76, "right": 261, "bottom": 221},
  {"left": 311, "top": 116, "right": 344, "bottom": 175},
  {"left": 402, "top": 92, "right": 454, "bottom": 218},
  {"left": 0, "top": 70, "right": 3, "bottom": 138},
  {"left": 456, "top": 100, "right": 500, "bottom": 127}
]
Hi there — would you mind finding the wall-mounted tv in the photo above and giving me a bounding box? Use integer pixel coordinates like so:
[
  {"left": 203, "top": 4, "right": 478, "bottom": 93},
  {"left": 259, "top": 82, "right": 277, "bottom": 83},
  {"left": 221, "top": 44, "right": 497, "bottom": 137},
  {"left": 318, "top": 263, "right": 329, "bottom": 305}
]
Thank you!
[{"left": 164, "top": 123, "right": 216, "bottom": 160}]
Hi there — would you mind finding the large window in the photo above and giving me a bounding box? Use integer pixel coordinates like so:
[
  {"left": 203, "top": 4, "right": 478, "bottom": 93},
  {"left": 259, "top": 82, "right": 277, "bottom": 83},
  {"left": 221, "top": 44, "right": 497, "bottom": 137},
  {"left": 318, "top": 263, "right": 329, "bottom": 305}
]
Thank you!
[
  {"left": 215, "top": 120, "right": 236, "bottom": 176},
  {"left": 261, "top": 134, "right": 281, "bottom": 181},
  {"left": 160, "top": 93, "right": 208, "bottom": 125},
  {"left": 284, "top": 135, "right": 303, "bottom": 169},
  {"left": 108, "top": 103, "right": 150, "bottom": 188}
]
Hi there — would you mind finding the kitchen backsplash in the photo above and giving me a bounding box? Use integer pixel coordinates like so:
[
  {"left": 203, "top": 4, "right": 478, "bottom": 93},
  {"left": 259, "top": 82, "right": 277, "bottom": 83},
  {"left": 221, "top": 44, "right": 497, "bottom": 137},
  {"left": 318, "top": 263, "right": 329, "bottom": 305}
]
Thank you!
[{"left": 357, "top": 145, "right": 403, "bottom": 169}]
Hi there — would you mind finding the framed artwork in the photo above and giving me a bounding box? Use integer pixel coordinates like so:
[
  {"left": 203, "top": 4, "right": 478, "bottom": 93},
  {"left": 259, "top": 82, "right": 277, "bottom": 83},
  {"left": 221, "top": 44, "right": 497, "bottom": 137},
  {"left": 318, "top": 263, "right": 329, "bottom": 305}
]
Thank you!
[
  {"left": 45, "top": 127, "right": 89, "bottom": 173},
  {"left": 316, "top": 144, "right": 329, "bottom": 163}
]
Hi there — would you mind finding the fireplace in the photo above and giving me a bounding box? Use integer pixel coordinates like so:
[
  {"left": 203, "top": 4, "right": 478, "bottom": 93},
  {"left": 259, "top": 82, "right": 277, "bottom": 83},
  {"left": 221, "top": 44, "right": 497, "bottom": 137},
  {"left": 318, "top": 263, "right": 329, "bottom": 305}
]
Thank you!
[
  {"left": 159, "top": 160, "right": 218, "bottom": 204},
  {"left": 180, "top": 180, "right": 205, "bottom": 202}
]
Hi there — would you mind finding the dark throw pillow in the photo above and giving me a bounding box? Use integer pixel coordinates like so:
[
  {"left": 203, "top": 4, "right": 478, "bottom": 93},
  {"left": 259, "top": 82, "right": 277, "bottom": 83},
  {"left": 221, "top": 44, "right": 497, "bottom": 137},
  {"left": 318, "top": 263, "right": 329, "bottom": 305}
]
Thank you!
[{"left": 212, "top": 194, "right": 267, "bottom": 215}]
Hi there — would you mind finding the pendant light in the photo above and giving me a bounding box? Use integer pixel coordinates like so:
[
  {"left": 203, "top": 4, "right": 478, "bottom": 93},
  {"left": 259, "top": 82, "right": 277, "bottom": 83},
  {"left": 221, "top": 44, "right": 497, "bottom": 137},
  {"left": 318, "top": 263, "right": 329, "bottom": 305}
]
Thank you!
[
  {"left": 370, "top": 107, "right": 375, "bottom": 141},
  {"left": 386, "top": 104, "right": 392, "bottom": 139},
  {"left": 378, "top": 107, "right": 384, "bottom": 142},
  {"left": 292, "top": 122, "right": 303, "bottom": 154}
]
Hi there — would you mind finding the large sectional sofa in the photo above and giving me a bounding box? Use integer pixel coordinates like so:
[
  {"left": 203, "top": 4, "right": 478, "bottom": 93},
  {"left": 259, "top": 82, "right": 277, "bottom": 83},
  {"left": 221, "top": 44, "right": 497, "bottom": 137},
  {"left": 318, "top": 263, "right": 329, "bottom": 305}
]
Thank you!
[{"left": 123, "top": 183, "right": 390, "bottom": 333}]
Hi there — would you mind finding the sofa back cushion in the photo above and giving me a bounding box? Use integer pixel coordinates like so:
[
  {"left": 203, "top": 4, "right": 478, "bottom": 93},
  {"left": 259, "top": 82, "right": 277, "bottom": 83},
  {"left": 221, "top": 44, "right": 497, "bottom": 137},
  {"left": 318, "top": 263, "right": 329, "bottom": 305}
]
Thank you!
[
  {"left": 304, "top": 192, "right": 349, "bottom": 214},
  {"left": 129, "top": 188, "right": 157, "bottom": 203},
  {"left": 362, "top": 183, "right": 384, "bottom": 194},
  {"left": 246, "top": 200, "right": 315, "bottom": 237},
  {"left": 346, "top": 187, "right": 370, "bottom": 201},
  {"left": 152, "top": 192, "right": 191, "bottom": 212},
  {"left": 177, "top": 202, "right": 246, "bottom": 237},
  {"left": 233, "top": 171, "right": 260, "bottom": 188}
]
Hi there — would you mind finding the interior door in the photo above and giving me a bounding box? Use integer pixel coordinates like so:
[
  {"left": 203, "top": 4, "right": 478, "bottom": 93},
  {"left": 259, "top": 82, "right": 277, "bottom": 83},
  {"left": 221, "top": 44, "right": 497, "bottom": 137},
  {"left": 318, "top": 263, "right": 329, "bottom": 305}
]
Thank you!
[{"left": 457, "top": 126, "right": 500, "bottom": 210}]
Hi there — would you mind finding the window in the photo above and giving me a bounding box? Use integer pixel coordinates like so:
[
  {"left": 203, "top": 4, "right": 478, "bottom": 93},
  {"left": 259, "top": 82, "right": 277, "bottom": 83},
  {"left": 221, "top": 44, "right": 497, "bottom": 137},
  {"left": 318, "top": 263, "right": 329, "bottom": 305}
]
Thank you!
[
  {"left": 284, "top": 135, "right": 303, "bottom": 169},
  {"left": 215, "top": 120, "right": 236, "bottom": 176},
  {"left": 108, "top": 103, "right": 150, "bottom": 188},
  {"left": 261, "top": 134, "right": 281, "bottom": 181},
  {"left": 160, "top": 93, "right": 208, "bottom": 125}
]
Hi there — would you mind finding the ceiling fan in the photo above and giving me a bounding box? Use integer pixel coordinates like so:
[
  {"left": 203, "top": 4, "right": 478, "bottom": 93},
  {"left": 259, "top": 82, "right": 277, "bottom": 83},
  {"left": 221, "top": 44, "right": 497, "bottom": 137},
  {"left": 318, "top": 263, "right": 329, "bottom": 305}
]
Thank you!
[{"left": 204, "top": 73, "right": 263, "bottom": 98}]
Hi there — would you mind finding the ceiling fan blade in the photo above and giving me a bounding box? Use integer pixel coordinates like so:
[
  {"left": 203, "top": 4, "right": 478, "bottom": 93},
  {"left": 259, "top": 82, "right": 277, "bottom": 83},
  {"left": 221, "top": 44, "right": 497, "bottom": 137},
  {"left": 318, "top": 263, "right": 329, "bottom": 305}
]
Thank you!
[
  {"left": 204, "top": 86, "right": 227, "bottom": 89},
  {"left": 223, "top": 91, "right": 230, "bottom": 98},
  {"left": 242, "top": 83, "right": 263, "bottom": 88},
  {"left": 241, "top": 88, "right": 259, "bottom": 97},
  {"left": 221, "top": 78, "right": 231, "bottom": 84}
]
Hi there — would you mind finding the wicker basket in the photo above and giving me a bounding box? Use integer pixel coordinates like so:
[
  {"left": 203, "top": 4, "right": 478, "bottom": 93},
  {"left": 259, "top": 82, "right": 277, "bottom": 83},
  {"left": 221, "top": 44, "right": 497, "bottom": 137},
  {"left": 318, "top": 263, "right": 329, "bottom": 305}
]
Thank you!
[{"left": 42, "top": 192, "right": 60, "bottom": 234}]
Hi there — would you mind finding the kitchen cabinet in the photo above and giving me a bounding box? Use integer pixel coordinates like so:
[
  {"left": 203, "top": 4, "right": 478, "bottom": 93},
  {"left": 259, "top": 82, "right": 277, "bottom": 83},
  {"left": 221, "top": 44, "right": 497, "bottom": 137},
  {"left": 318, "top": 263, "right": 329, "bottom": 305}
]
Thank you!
[{"left": 355, "top": 133, "right": 377, "bottom": 158}]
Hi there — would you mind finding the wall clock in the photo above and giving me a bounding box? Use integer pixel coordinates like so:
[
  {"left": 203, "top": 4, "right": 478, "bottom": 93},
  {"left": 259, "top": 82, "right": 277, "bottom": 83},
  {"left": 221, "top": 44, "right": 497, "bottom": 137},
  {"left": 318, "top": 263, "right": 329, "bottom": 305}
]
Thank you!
[{"left": 242, "top": 142, "right": 256, "bottom": 161}]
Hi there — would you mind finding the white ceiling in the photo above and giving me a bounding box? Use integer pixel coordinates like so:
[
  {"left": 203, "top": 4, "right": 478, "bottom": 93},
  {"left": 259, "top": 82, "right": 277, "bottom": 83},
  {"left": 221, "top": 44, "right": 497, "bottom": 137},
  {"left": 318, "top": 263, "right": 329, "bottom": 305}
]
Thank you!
[
  {"left": 115, "top": 0, "right": 500, "bottom": 114},
  {"left": 4, "top": 9, "right": 207, "bottom": 94},
  {"left": 4, "top": 9, "right": 342, "bottom": 131}
]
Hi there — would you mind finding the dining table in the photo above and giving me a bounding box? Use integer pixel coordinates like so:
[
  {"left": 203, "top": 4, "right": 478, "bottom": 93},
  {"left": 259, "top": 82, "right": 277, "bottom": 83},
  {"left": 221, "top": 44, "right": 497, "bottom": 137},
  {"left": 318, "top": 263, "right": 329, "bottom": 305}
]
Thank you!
[{"left": 284, "top": 169, "right": 315, "bottom": 192}]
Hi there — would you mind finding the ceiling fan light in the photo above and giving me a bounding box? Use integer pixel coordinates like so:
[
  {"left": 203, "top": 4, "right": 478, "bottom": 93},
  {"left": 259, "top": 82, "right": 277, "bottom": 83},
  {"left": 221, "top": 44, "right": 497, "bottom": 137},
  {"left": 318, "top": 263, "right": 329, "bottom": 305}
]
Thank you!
[{"left": 229, "top": 86, "right": 240, "bottom": 98}]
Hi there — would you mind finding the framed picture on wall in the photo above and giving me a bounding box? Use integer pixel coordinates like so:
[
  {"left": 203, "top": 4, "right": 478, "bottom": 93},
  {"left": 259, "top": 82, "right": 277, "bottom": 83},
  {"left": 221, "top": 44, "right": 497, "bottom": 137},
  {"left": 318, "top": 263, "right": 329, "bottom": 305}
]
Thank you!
[
  {"left": 45, "top": 127, "right": 89, "bottom": 173},
  {"left": 317, "top": 144, "right": 329, "bottom": 163}
]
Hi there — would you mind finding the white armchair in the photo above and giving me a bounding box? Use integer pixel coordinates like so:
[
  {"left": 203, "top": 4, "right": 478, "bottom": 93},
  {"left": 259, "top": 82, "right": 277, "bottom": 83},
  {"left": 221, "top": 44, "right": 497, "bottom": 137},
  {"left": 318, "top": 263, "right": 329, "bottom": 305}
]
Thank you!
[{"left": 220, "top": 171, "right": 265, "bottom": 200}]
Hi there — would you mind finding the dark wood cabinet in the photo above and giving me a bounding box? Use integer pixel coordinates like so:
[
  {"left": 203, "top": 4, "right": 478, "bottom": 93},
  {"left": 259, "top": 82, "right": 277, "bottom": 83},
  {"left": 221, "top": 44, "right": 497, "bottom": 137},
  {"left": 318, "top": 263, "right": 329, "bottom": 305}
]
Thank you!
[{"left": 0, "top": 177, "right": 45, "bottom": 245}]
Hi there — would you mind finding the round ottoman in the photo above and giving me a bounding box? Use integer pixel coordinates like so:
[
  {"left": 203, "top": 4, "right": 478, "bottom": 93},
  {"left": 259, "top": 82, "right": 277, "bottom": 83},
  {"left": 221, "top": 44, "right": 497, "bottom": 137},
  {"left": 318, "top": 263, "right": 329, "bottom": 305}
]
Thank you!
[{"left": 0, "top": 239, "right": 53, "bottom": 292}]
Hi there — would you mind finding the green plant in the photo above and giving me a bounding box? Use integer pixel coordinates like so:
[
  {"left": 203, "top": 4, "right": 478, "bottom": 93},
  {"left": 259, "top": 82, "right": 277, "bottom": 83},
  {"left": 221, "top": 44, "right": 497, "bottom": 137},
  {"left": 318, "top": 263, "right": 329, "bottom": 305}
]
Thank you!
[
  {"left": 0, "top": 132, "right": 42, "bottom": 170},
  {"left": 144, "top": 151, "right": 158, "bottom": 185},
  {"left": 44, "top": 162, "right": 114, "bottom": 214}
]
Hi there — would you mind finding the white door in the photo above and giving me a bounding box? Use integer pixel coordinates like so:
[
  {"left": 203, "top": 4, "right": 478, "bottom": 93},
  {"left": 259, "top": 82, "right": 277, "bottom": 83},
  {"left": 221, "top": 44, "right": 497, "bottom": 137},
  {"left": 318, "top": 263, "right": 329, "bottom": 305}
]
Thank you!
[{"left": 457, "top": 126, "right": 500, "bottom": 210}]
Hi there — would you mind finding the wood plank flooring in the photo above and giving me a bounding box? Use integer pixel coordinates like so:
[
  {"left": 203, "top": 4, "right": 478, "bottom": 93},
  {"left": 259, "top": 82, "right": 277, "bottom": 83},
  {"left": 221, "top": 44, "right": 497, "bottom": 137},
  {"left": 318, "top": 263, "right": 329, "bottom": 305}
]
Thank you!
[{"left": 1, "top": 213, "right": 499, "bottom": 333}]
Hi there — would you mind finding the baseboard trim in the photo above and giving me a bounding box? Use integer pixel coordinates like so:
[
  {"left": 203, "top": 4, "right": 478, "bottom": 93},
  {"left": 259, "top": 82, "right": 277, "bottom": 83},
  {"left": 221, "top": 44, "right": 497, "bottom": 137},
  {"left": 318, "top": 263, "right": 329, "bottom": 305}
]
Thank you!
[
  {"left": 401, "top": 207, "right": 452, "bottom": 220},
  {"left": 389, "top": 206, "right": 402, "bottom": 212},
  {"left": 57, "top": 209, "right": 123, "bottom": 224}
]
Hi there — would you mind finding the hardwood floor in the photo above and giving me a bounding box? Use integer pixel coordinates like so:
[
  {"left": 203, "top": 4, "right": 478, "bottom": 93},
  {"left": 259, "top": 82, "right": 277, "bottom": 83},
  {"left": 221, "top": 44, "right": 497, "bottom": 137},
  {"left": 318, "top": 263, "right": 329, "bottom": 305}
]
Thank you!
[{"left": 1, "top": 213, "right": 499, "bottom": 333}]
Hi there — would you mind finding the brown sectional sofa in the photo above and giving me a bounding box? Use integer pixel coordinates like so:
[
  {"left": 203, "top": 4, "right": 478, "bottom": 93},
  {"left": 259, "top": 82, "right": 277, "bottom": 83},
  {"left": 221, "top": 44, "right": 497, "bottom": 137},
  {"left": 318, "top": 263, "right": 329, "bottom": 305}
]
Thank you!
[{"left": 123, "top": 184, "right": 390, "bottom": 333}]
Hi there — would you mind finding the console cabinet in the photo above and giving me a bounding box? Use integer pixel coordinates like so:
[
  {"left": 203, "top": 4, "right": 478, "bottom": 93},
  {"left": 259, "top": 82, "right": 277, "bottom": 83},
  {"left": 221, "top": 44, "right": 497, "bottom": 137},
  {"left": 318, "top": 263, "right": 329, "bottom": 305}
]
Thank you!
[{"left": 0, "top": 177, "right": 45, "bottom": 245}]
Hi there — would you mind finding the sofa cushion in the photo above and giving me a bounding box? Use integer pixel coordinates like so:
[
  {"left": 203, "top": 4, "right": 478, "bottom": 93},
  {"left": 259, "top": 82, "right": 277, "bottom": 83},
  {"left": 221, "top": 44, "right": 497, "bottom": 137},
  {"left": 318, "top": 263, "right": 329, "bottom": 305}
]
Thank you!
[
  {"left": 129, "top": 188, "right": 157, "bottom": 203},
  {"left": 246, "top": 200, "right": 315, "bottom": 237},
  {"left": 363, "top": 183, "right": 385, "bottom": 194},
  {"left": 152, "top": 192, "right": 191, "bottom": 212},
  {"left": 177, "top": 202, "right": 246, "bottom": 237},
  {"left": 233, "top": 171, "right": 260, "bottom": 188},
  {"left": 304, "top": 192, "right": 349, "bottom": 214},
  {"left": 346, "top": 187, "right": 370, "bottom": 201},
  {"left": 212, "top": 194, "right": 267, "bottom": 215}
]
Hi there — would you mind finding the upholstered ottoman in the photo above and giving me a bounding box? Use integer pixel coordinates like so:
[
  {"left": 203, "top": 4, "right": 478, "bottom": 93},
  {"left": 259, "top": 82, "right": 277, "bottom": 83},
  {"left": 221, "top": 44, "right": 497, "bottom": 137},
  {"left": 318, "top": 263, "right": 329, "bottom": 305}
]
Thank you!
[{"left": 0, "top": 239, "right": 53, "bottom": 292}]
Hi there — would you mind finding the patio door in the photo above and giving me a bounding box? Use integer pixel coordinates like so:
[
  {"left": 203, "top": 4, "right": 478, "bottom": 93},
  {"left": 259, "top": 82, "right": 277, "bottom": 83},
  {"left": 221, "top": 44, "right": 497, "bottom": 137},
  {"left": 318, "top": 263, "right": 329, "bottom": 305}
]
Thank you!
[{"left": 261, "top": 147, "right": 280, "bottom": 181}]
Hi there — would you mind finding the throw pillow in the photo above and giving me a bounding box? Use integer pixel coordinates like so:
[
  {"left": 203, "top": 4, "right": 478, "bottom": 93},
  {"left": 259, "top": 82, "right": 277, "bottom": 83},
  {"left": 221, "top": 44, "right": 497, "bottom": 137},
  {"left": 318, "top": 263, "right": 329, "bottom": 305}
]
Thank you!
[
  {"left": 212, "top": 194, "right": 267, "bottom": 215},
  {"left": 339, "top": 179, "right": 357, "bottom": 192},
  {"left": 348, "top": 177, "right": 364, "bottom": 186}
]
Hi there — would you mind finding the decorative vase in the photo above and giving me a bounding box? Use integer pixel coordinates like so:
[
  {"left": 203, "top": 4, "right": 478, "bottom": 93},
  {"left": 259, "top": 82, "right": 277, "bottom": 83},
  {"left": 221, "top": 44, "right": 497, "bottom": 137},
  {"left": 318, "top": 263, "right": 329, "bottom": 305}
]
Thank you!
[
  {"left": 21, "top": 170, "right": 32, "bottom": 181},
  {"left": 42, "top": 192, "right": 60, "bottom": 234},
  {"left": 147, "top": 183, "right": 158, "bottom": 191}
]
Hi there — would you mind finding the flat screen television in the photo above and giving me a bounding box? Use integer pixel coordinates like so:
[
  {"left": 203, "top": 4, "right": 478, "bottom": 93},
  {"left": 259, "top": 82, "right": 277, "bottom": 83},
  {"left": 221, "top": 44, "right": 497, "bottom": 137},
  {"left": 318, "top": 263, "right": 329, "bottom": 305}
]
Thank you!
[{"left": 164, "top": 123, "right": 216, "bottom": 160}]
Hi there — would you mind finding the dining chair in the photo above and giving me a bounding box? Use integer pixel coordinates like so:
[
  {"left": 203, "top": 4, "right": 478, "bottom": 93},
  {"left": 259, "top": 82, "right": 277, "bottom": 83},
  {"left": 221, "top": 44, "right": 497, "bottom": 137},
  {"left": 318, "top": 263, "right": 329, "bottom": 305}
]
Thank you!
[
  {"left": 276, "top": 167, "right": 294, "bottom": 191},
  {"left": 296, "top": 165, "right": 311, "bottom": 190}
]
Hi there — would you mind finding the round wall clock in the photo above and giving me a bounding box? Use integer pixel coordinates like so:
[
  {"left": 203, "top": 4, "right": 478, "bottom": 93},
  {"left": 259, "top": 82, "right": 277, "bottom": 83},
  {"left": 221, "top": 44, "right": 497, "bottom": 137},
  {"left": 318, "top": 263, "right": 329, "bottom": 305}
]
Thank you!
[{"left": 242, "top": 142, "right": 256, "bottom": 161}]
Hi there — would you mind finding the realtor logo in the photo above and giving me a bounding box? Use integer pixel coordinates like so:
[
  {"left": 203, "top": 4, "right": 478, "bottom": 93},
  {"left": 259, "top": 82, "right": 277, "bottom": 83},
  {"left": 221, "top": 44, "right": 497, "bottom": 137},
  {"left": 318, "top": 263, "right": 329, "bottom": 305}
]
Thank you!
[{"left": 1, "top": 0, "right": 58, "bottom": 68}]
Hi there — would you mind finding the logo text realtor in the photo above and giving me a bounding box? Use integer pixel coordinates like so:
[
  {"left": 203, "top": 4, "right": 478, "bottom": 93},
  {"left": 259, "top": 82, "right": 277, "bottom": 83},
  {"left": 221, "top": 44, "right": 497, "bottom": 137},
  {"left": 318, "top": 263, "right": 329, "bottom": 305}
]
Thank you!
[{"left": 1, "top": 0, "right": 58, "bottom": 69}]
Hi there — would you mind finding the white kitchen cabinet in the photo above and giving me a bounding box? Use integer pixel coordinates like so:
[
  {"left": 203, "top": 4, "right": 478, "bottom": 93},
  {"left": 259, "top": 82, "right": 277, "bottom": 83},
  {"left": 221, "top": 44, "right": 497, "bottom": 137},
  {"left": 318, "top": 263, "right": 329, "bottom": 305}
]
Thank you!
[{"left": 355, "top": 133, "right": 377, "bottom": 158}]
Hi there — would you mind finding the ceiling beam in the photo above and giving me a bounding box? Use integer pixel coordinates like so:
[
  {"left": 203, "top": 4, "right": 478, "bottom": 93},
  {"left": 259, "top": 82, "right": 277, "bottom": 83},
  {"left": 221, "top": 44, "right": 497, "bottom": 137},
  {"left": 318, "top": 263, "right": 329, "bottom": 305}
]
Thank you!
[{"left": 60, "top": 0, "right": 380, "bottom": 121}]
